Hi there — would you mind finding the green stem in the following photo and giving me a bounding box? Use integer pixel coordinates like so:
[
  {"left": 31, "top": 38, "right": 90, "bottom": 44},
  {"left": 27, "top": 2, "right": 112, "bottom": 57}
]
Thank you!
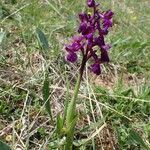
[
  {"left": 66, "top": 72, "right": 82, "bottom": 126},
  {"left": 65, "top": 73, "right": 81, "bottom": 150},
  {"left": 65, "top": 57, "right": 86, "bottom": 150},
  {"left": 63, "top": 75, "right": 71, "bottom": 125}
]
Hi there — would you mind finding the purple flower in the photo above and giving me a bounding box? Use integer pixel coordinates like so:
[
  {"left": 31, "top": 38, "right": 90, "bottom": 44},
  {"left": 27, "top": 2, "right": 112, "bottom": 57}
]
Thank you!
[
  {"left": 86, "top": 33, "right": 93, "bottom": 47},
  {"left": 94, "top": 36, "right": 105, "bottom": 47},
  {"left": 101, "top": 44, "right": 111, "bottom": 51},
  {"left": 78, "top": 22, "right": 87, "bottom": 34},
  {"left": 90, "top": 63, "right": 101, "bottom": 75},
  {"left": 79, "top": 13, "right": 88, "bottom": 22},
  {"left": 103, "top": 20, "right": 113, "bottom": 28},
  {"left": 87, "top": 0, "right": 95, "bottom": 7},
  {"left": 65, "top": 0, "right": 114, "bottom": 75},
  {"left": 101, "top": 50, "right": 109, "bottom": 62},
  {"left": 72, "top": 35, "right": 84, "bottom": 43},
  {"left": 100, "top": 44, "right": 111, "bottom": 62},
  {"left": 66, "top": 52, "right": 77, "bottom": 62},
  {"left": 104, "top": 10, "right": 114, "bottom": 19},
  {"left": 65, "top": 42, "right": 82, "bottom": 52}
]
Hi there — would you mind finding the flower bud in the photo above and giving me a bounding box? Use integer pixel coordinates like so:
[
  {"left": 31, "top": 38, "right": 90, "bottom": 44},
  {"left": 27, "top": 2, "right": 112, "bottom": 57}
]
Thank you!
[{"left": 87, "top": 0, "right": 95, "bottom": 7}]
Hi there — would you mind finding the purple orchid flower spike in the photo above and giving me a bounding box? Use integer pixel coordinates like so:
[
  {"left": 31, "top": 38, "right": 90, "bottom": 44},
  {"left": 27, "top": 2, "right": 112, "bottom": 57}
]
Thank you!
[
  {"left": 65, "top": 1, "right": 114, "bottom": 149},
  {"left": 65, "top": 0, "right": 114, "bottom": 75}
]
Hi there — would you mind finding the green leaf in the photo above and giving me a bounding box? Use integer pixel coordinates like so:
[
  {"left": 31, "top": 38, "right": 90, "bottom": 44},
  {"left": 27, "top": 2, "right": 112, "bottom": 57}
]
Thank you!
[
  {"left": 0, "top": 31, "right": 5, "bottom": 44},
  {"left": 66, "top": 73, "right": 81, "bottom": 128},
  {"left": 0, "top": 140, "right": 11, "bottom": 150},
  {"left": 73, "top": 123, "right": 106, "bottom": 147},
  {"left": 0, "top": 5, "right": 3, "bottom": 19},
  {"left": 11, "top": 0, "right": 17, "bottom": 4},
  {"left": 68, "top": 115, "right": 78, "bottom": 132},
  {"left": 80, "top": 118, "right": 104, "bottom": 133},
  {"left": 56, "top": 113, "right": 64, "bottom": 136},
  {"left": 0, "top": 5, "right": 11, "bottom": 19},
  {"left": 129, "top": 129, "right": 150, "bottom": 150},
  {"left": 63, "top": 75, "right": 70, "bottom": 125},
  {"left": 121, "top": 88, "right": 135, "bottom": 97},
  {"left": 65, "top": 115, "right": 78, "bottom": 149},
  {"left": 42, "top": 72, "right": 53, "bottom": 122},
  {"left": 36, "top": 28, "right": 49, "bottom": 50}
]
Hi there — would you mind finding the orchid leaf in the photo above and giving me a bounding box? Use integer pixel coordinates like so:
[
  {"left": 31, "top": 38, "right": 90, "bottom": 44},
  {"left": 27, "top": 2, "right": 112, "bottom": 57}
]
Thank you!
[
  {"left": 0, "top": 140, "right": 11, "bottom": 150},
  {"left": 56, "top": 113, "right": 64, "bottom": 136},
  {"left": 42, "top": 72, "right": 53, "bottom": 122},
  {"left": 0, "top": 31, "right": 5, "bottom": 44},
  {"left": 36, "top": 28, "right": 49, "bottom": 50}
]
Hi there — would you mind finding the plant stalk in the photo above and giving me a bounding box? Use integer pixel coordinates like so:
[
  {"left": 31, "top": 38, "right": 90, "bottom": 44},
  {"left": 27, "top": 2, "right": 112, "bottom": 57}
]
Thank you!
[{"left": 65, "top": 57, "right": 86, "bottom": 150}]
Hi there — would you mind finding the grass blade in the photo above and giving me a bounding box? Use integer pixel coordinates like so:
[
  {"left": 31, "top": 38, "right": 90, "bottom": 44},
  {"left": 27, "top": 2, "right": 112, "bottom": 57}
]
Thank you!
[{"left": 129, "top": 129, "right": 150, "bottom": 150}]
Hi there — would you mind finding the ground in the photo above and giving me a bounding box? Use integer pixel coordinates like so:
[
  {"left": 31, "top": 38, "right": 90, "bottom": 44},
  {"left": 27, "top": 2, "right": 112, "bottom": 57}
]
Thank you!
[{"left": 0, "top": 0, "right": 150, "bottom": 150}]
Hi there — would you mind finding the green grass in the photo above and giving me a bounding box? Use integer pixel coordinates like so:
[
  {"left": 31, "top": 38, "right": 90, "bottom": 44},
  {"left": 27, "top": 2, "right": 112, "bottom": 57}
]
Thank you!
[{"left": 0, "top": 0, "right": 150, "bottom": 149}]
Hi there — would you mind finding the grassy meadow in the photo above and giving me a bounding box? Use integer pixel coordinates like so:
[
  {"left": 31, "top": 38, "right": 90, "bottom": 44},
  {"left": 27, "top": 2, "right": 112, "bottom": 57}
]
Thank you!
[{"left": 0, "top": 0, "right": 150, "bottom": 149}]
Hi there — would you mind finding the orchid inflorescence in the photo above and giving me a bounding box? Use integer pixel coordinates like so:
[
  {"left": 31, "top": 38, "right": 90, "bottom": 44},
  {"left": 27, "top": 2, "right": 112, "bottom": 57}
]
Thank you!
[{"left": 65, "top": 0, "right": 114, "bottom": 75}]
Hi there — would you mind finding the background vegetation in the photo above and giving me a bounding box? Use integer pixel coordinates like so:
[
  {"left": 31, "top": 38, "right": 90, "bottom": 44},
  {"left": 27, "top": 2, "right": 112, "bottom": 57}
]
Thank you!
[{"left": 0, "top": 0, "right": 149, "bottom": 149}]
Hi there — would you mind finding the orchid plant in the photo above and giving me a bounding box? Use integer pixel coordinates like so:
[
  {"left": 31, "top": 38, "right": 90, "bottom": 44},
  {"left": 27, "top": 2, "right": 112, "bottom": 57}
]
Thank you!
[{"left": 63, "top": 0, "right": 114, "bottom": 149}]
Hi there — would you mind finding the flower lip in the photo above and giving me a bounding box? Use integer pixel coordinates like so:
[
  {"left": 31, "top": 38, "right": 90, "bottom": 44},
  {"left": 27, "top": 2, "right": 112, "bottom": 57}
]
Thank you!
[
  {"left": 66, "top": 52, "right": 77, "bottom": 63},
  {"left": 101, "top": 50, "right": 110, "bottom": 62},
  {"left": 94, "top": 36, "right": 105, "bottom": 47},
  {"left": 78, "top": 22, "right": 87, "bottom": 34},
  {"left": 103, "top": 19, "right": 113, "bottom": 27},
  {"left": 90, "top": 63, "right": 101, "bottom": 75}
]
